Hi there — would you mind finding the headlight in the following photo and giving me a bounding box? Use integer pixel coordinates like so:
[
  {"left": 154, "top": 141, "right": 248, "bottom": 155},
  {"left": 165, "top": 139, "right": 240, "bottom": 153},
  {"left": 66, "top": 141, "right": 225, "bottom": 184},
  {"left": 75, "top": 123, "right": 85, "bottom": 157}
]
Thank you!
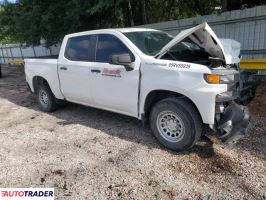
[{"left": 204, "top": 74, "right": 235, "bottom": 84}]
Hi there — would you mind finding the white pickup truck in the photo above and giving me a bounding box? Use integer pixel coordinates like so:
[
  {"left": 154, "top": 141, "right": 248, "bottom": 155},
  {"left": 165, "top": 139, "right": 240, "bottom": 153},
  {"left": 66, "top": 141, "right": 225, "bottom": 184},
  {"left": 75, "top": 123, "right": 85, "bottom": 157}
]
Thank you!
[{"left": 25, "top": 22, "right": 253, "bottom": 151}]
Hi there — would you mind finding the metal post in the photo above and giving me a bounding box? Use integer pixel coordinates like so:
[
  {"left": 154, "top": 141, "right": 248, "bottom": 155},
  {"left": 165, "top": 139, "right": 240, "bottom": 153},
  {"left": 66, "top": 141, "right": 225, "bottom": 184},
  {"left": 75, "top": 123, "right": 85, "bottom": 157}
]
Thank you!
[
  {"left": 19, "top": 45, "right": 24, "bottom": 59},
  {"left": 1, "top": 47, "right": 6, "bottom": 65},
  {"left": 48, "top": 46, "right": 52, "bottom": 56},
  {"left": 9, "top": 47, "right": 14, "bottom": 63},
  {"left": 0, "top": 47, "right": 3, "bottom": 65},
  {"left": 32, "top": 46, "right": 37, "bottom": 57}
]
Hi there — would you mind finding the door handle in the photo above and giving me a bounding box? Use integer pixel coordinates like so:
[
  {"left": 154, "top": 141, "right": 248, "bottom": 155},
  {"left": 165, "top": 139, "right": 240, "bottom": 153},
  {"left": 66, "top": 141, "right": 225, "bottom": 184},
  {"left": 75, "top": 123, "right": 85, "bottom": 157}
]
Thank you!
[
  {"left": 91, "top": 69, "right": 101, "bottom": 73},
  {"left": 60, "top": 66, "right": 68, "bottom": 70}
]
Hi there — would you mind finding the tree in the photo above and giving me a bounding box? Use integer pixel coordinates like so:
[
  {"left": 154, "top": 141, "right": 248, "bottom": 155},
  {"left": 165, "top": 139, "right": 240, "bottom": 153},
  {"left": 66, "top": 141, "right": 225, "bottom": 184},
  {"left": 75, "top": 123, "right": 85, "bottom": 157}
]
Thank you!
[
  {"left": 0, "top": 3, "right": 19, "bottom": 44},
  {"left": 0, "top": 0, "right": 224, "bottom": 45},
  {"left": 221, "top": 0, "right": 266, "bottom": 11}
]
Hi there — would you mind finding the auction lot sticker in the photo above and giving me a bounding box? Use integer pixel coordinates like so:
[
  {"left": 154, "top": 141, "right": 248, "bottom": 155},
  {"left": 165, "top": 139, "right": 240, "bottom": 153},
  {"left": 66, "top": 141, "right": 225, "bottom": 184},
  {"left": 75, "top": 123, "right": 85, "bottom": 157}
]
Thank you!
[{"left": 0, "top": 188, "right": 54, "bottom": 200}]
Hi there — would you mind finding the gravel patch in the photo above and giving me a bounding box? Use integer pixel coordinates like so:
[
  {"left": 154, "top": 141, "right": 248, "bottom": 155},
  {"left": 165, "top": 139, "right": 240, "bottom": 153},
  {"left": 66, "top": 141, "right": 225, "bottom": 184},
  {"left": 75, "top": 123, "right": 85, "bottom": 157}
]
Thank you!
[{"left": 0, "top": 66, "right": 265, "bottom": 200}]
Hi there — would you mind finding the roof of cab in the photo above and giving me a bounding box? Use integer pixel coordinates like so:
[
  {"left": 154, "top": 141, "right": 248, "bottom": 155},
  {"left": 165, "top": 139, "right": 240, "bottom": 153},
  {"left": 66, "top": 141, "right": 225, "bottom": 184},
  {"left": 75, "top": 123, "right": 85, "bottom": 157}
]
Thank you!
[
  {"left": 115, "top": 27, "right": 160, "bottom": 33},
  {"left": 66, "top": 27, "right": 160, "bottom": 37}
]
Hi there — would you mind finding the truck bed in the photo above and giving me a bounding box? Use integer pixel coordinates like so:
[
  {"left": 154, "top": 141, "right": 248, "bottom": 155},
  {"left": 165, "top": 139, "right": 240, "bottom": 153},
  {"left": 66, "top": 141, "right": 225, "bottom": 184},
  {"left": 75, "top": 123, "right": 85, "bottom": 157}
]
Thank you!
[{"left": 24, "top": 58, "right": 64, "bottom": 99}]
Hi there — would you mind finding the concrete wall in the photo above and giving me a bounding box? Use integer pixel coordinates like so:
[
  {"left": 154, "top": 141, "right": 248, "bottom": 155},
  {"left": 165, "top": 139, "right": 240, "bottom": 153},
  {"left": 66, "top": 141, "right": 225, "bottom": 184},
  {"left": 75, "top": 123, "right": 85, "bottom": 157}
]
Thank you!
[{"left": 136, "top": 5, "right": 266, "bottom": 59}]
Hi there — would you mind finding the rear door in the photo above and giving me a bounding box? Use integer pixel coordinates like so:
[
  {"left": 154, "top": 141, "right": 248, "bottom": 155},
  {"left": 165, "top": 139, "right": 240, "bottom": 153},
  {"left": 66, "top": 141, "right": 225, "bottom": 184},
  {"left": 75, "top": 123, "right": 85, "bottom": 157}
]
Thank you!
[{"left": 58, "top": 34, "right": 97, "bottom": 104}]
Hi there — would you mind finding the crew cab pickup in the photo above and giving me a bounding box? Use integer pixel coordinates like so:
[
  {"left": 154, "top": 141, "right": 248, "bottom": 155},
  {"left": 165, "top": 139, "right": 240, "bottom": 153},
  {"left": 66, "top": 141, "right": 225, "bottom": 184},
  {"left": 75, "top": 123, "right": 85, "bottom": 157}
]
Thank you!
[{"left": 25, "top": 22, "right": 253, "bottom": 151}]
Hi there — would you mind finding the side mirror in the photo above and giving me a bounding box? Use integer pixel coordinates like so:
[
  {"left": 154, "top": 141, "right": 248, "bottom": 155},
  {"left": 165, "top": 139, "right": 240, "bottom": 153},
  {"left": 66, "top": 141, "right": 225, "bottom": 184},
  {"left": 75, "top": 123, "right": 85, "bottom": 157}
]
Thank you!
[{"left": 110, "top": 53, "right": 134, "bottom": 71}]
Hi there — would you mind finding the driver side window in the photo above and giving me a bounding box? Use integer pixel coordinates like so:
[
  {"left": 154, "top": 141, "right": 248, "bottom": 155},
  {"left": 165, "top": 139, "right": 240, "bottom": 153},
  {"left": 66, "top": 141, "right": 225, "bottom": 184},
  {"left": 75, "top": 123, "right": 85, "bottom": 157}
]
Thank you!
[{"left": 96, "top": 34, "right": 134, "bottom": 63}]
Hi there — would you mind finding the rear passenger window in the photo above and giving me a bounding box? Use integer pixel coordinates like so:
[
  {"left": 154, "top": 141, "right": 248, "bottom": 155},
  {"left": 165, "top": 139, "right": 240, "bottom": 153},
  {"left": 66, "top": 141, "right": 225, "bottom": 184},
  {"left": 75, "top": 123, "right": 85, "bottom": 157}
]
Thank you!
[
  {"left": 65, "top": 35, "right": 95, "bottom": 61},
  {"left": 96, "top": 34, "right": 133, "bottom": 63}
]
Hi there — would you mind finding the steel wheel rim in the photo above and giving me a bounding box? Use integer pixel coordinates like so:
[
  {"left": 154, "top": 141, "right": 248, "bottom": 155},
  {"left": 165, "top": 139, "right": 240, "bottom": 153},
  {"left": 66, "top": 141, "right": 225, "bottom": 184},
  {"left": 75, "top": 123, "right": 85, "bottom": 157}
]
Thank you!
[
  {"left": 39, "top": 89, "right": 49, "bottom": 107},
  {"left": 156, "top": 111, "right": 185, "bottom": 142}
]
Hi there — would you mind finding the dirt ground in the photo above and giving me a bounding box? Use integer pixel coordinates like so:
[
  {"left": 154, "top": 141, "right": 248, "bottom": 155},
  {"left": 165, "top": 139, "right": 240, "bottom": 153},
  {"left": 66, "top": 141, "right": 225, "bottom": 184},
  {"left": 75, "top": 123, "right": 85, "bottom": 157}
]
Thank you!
[{"left": 0, "top": 65, "right": 265, "bottom": 200}]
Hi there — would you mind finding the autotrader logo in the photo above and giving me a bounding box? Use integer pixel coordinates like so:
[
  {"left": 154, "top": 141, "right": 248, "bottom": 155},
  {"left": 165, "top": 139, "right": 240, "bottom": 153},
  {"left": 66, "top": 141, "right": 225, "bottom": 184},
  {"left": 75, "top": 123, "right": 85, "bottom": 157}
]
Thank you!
[{"left": 0, "top": 188, "right": 54, "bottom": 199}]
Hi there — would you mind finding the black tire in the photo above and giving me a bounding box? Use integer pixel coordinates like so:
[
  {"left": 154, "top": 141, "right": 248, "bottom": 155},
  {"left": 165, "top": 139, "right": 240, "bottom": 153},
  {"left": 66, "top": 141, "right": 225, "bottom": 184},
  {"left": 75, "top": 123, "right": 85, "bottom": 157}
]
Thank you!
[
  {"left": 37, "top": 83, "right": 58, "bottom": 112},
  {"left": 150, "top": 97, "right": 202, "bottom": 151}
]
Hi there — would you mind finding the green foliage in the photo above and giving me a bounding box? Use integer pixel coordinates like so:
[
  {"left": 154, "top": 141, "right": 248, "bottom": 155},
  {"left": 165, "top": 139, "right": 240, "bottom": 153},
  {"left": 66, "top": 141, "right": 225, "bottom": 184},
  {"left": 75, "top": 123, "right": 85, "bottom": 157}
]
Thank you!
[
  {"left": 0, "top": 0, "right": 255, "bottom": 46},
  {"left": 222, "top": 0, "right": 266, "bottom": 11}
]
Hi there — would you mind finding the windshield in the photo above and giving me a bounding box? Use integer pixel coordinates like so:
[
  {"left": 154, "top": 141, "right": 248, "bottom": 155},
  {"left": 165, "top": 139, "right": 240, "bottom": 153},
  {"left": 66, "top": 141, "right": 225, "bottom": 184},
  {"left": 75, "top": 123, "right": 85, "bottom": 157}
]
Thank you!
[{"left": 123, "top": 31, "right": 173, "bottom": 56}]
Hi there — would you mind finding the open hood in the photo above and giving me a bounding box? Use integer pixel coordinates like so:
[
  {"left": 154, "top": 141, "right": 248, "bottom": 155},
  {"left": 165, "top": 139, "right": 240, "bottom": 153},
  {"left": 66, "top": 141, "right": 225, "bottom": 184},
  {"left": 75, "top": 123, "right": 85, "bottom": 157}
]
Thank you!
[
  {"left": 219, "top": 39, "right": 241, "bottom": 64},
  {"left": 156, "top": 22, "right": 240, "bottom": 64}
]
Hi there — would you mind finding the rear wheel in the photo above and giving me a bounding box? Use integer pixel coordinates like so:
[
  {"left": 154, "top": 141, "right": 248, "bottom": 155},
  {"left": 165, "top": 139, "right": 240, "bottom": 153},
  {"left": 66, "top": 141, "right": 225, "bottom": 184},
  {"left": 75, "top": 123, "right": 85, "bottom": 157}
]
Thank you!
[
  {"left": 150, "top": 98, "right": 202, "bottom": 151},
  {"left": 37, "top": 84, "right": 57, "bottom": 112}
]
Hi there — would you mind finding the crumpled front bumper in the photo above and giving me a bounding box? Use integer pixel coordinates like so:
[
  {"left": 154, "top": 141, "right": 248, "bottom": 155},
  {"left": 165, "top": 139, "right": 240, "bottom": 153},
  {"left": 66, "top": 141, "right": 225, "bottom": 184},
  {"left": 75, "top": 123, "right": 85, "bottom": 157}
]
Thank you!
[{"left": 216, "top": 103, "right": 250, "bottom": 146}]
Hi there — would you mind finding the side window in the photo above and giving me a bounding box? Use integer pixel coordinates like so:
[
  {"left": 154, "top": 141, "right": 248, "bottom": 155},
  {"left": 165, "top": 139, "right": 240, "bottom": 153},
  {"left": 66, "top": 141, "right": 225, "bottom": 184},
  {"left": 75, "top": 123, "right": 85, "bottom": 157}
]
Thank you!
[
  {"left": 65, "top": 35, "right": 96, "bottom": 61},
  {"left": 96, "top": 34, "right": 134, "bottom": 63}
]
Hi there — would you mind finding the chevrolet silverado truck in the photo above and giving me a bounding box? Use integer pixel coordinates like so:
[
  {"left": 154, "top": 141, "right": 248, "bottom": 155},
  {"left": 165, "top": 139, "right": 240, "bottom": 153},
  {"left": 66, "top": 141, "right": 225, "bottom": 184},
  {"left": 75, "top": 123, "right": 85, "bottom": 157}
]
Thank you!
[{"left": 25, "top": 22, "right": 253, "bottom": 151}]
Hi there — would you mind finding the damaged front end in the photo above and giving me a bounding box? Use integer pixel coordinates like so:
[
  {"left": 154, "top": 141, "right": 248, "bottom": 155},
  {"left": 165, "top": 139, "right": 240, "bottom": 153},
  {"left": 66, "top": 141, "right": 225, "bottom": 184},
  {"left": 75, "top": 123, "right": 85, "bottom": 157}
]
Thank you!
[
  {"left": 215, "top": 102, "right": 250, "bottom": 146},
  {"left": 150, "top": 22, "right": 256, "bottom": 146},
  {"left": 213, "top": 69, "right": 257, "bottom": 146}
]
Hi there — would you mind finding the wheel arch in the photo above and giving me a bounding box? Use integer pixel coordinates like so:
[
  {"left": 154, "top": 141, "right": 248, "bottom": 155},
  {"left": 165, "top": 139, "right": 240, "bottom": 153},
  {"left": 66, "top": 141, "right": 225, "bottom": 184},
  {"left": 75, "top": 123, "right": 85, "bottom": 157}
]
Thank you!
[
  {"left": 32, "top": 76, "right": 51, "bottom": 94},
  {"left": 142, "top": 89, "right": 203, "bottom": 123}
]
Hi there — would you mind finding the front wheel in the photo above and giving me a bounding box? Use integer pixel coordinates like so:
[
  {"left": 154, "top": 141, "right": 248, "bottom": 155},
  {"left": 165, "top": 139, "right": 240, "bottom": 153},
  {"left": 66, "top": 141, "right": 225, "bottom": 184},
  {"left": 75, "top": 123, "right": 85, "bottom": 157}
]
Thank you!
[
  {"left": 37, "top": 84, "right": 58, "bottom": 112},
  {"left": 150, "top": 98, "right": 202, "bottom": 151}
]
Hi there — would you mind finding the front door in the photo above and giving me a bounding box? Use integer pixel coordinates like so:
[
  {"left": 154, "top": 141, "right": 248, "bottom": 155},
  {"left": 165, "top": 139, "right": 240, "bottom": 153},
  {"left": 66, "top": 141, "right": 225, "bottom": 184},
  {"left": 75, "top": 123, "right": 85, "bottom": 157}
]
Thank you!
[{"left": 90, "top": 34, "right": 140, "bottom": 117}]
